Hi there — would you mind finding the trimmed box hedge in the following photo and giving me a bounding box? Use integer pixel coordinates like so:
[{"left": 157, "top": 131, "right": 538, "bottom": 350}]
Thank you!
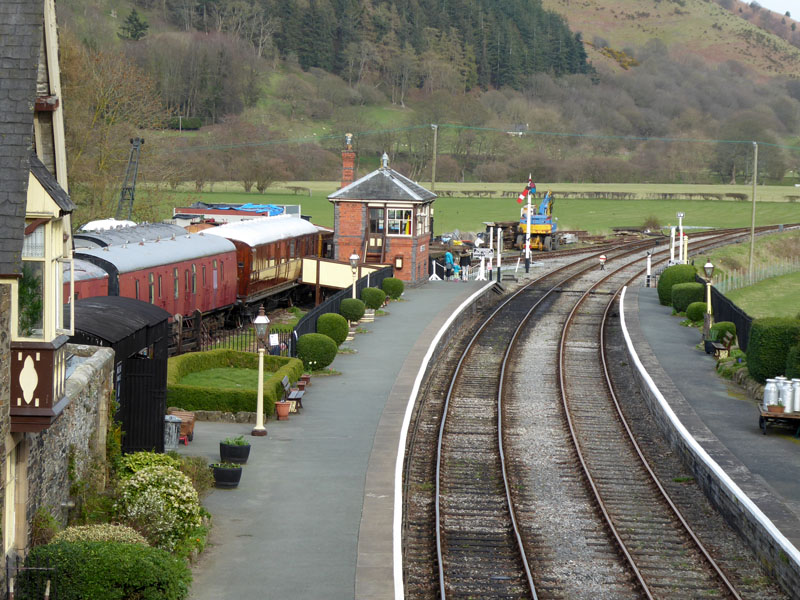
[
  {"left": 317, "top": 313, "right": 348, "bottom": 346},
  {"left": 671, "top": 282, "right": 704, "bottom": 313},
  {"left": 296, "top": 333, "right": 337, "bottom": 370},
  {"left": 340, "top": 298, "right": 366, "bottom": 322},
  {"left": 685, "top": 301, "right": 706, "bottom": 323},
  {"left": 167, "top": 349, "right": 303, "bottom": 414},
  {"left": 657, "top": 264, "right": 696, "bottom": 306},
  {"left": 382, "top": 277, "right": 404, "bottom": 299},
  {"left": 361, "top": 287, "right": 386, "bottom": 310},
  {"left": 710, "top": 321, "right": 736, "bottom": 343},
  {"left": 20, "top": 541, "right": 191, "bottom": 600},
  {"left": 786, "top": 344, "right": 800, "bottom": 379},
  {"left": 746, "top": 317, "right": 800, "bottom": 383}
]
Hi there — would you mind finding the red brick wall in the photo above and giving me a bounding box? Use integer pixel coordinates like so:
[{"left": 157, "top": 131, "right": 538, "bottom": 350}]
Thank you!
[
  {"left": 341, "top": 151, "right": 356, "bottom": 188},
  {"left": 386, "top": 235, "right": 430, "bottom": 285},
  {"left": 333, "top": 201, "right": 364, "bottom": 261}
]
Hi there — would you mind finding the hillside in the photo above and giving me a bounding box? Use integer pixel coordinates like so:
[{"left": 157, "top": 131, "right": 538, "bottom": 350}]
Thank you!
[{"left": 542, "top": 0, "right": 800, "bottom": 77}]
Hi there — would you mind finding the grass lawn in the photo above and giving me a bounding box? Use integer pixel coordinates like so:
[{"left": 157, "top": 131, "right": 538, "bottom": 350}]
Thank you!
[
  {"left": 179, "top": 367, "right": 261, "bottom": 390},
  {"left": 692, "top": 230, "right": 800, "bottom": 276},
  {"left": 145, "top": 181, "right": 800, "bottom": 236},
  {"left": 725, "top": 272, "right": 800, "bottom": 319}
]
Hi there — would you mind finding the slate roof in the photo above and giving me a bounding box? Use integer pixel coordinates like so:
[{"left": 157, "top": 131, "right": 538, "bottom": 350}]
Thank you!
[
  {"left": 0, "top": 1, "right": 44, "bottom": 275},
  {"left": 30, "top": 153, "right": 75, "bottom": 213},
  {"left": 328, "top": 167, "right": 436, "bottom": 203}
]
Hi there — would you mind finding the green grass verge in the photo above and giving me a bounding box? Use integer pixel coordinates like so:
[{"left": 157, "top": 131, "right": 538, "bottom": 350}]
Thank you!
[
  {"left": 692, "top": 230, "right": 800, "bottom": 276},
  {"left": 725, "top": 272, "right": 800, "bottom": 319},
  {"left": 179, "top": 367, "right": 263, "bottom": 390}
]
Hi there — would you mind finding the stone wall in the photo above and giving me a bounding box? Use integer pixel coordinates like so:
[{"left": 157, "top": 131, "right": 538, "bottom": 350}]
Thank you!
[
  {"left": 0, "top": 285, "right": 11, "bottom": 560},
  {"left": 25, "top": 344, "right": 113, "bottom": 531}
]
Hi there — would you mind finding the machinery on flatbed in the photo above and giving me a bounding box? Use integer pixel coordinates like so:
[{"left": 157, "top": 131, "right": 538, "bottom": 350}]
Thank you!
[{"left": 516, "top": 190, "right": 559, "bottom": 251}]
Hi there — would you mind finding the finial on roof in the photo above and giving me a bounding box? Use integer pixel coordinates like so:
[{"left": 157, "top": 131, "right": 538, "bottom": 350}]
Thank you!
[
  {"left": 381, "top": 152, "right": 389, "bottom": 169},
  {"left": 345, "top": 132, "right": 353, "bottom": 150}
]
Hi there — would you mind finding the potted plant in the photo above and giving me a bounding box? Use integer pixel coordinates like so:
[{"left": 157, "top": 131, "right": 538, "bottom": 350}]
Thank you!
[
  {"left": 275, "top": 400, "right": 291, "bottom": 420},
  {"left": 219, "top": 435, "right": 251, "bottom": 464},
  {"left": 210, "top": 462, "right": 243, "bottom": 488},
  {"left": 767, "top": 397, "right": 785, "bottom": 414}
]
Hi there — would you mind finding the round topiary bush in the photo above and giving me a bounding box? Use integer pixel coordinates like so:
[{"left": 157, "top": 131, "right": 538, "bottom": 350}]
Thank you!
[
  {"left": 382, "top": 277, "right": 404, "bottom": 300},
  {"left": 115, "top": 466, "right": 202, "bottom": 552},
  {"left": 710, "top": 321, "right": 736, "bottom": 343},
  {"left": 53, "top": 524, "right": 149, "bottom": 546},
  {"left": 746, "top": 317, "right": 800, "bottom": 383},
  {"left": 671, "top": 282, "right": 704, "bottom": 313},
  {"left": 685, "top": 301, "right": 707, "bottom": 323},
  {"left": 657, "top": 264, "right": 697, "bottom": 306},
  {"left": 340, "top": 298, "right": 366, "bottom": 322},
  {"left": 296, "top": 333, "right": 338, "bottom": 371},
  {"left": 19, "top": 541, "right": 191, "bottom": 600},
  {"left": 361, "top": 287, "right": 387, "bottom": 310},
  {"left": 317, "top": 313, "right": 349, "bottom": 346},
  {"left": 786, "top": 344, "right": 800, "bottom": 379}
]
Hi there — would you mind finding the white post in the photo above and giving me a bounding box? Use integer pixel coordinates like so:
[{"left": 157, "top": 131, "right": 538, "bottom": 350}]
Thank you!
[
  {"left": 252, "top": 347, "right": 267, "bottom": 436},
  {"left": 646, "top": 252, "right": 652, "bottom": 287},
  {"left": 670, "top": 227, "right": 676, "bottom": 263},
  {"left": 496, "top": 227, "right": 503, "bottom": 282},
  {"left": 525, "top": 185, "right": 532, "bottom": 273},
  {"left": 489, "top": 227, "right": 494, "bottom": 254},
  {"left": 477, "top": 256, "right": 486, "bottom": 280},
  {"left": 678, "top": 215, "right": 684, "bottom": 263}
]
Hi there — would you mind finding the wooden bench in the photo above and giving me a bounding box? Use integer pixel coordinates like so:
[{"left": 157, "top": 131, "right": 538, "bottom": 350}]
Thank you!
[
  {"left": 710, "top": 331, "right": 735, "bottom": 360},
  {"left": 281, "top": 375, "right": 304, "bottom": 414},
  {"left": 167, "top": 409, "right": 196, "bottom": 443}
]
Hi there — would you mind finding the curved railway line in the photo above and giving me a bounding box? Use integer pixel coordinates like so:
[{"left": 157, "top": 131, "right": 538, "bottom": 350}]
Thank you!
[{"left": 403, "top": 226, "right": 794, "bottom": 600}]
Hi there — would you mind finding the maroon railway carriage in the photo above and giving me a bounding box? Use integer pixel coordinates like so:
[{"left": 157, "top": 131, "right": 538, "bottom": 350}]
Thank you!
[
  {"left": 203, "top": 215, "right": 324, "bottom": 306},
  {"left": 73, "top": 232, "right": 238, "bottom": 318}
]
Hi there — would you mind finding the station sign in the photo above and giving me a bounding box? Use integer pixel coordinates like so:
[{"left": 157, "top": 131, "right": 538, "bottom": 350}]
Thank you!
[{"left": 472, "top": 248, "right": 494, "bottom": 259}]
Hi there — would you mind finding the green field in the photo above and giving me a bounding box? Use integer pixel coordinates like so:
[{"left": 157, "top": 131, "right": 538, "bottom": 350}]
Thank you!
[
  {"left": 152, "top": 181, "right": 800, "bottom": 236},
  {"left": 692, "top": 230, "right": 800, "bottom": 275},
  {"left": 725, "top": 272, "right": 800, "bottom": 319}
]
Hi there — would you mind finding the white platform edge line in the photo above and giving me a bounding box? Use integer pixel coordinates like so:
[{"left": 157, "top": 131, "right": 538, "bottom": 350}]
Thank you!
[
  {"left": 392, "top": 281, "right": 496, "bottom": 599},
  {"left": 619, "top": 286, "right": 800, "bottom": 568}
]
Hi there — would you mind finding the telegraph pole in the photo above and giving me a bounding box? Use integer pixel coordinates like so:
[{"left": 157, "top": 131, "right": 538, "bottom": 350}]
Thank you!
[
  {"left": 430, "top": 124, "right": 439, "bottom": 193},
  {"left": 749, "top": 141, "right": 757, "bottom": 285}
]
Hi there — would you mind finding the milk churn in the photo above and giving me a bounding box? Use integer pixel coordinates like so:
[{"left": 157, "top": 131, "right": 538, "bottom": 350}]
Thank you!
[
  {"left": 779, "top": 381, "right": 793, "bottom": 409},
  {"left": 791, "top": 379, "right": 800, "bottom": 413},
  {"left": 763, "top": 379, "right": 779, "bottom": 408}
]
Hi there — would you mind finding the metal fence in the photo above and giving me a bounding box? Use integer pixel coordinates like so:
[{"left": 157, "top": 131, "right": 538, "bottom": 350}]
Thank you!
[
  {"left": 290, "top": 266, "right": 394, "bottom": 356},
  {"left": 7, "top": 554, "right": 56, "bottom": 599},
  {"left": 198, "top": 324, "right": 294, "bottom": 356},
  {"left": 714, "top": 257, "right": 800, "bottom": 294},
  {"left": 695, "top": 274, "right": 754, "bottom": 351}
]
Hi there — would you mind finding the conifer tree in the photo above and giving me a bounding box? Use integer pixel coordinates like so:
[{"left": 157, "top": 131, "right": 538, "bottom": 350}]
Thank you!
[{"left": 119, "top": 8, "right": 148, "bottom": 41}]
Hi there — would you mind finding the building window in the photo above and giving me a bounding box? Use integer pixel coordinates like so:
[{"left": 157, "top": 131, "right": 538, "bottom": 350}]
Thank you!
[
  {"left": 416, "top": 205, "right": 430, "bottom": 235},
  {"left": 174, "top": 268, "right": 179, "bottom": 299},
  {"left": 149, "top": 273, "right": 154, "bottom": 304},
  {"left": 369, "top": 208, "right": 384, "bottom": 234},
  {"left": 387, "top": 208, "right": 412, "bottom": 236},
  {"left": 20, "top": 225, "right": 46, "bottom": 338}
]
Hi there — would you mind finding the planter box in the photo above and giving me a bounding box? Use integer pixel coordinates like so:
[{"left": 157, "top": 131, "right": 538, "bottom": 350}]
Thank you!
[
  {"left": 220, "top": 442, "right": 251, "bottom": 464},
  {"left": 212, "top": 465, "right": 242, "bottom": 488}
]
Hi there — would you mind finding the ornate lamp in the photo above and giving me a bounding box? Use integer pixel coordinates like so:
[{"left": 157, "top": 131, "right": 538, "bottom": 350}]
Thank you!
[{"left": 252, "top": 306, "right": 270, "bottom": 436}]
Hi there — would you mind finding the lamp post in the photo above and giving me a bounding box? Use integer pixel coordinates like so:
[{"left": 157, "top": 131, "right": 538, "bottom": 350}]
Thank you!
[
  {"left": 252, "top": 306, "right": 270, "bottom": 437},
  {"left": 349, "top": 253, "right": 359, "bottom": 299},
  {"left": 703, "top": 261, "right": 714, "bottom": 339}
]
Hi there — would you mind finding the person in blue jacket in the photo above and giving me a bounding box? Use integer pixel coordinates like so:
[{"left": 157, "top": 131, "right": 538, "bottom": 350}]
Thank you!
[{"left": 444, "top": 250, "right": 454, "bottom": 280}]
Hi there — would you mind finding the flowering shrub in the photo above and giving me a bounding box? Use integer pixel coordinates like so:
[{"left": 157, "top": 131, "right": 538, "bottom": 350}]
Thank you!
[
  {"left": 115, "top": 466, "right": 202, "bottom": 551},
  {"left": 53, "top": 524, "right": 149, "bottom": 546},
  {"left": 120, "top": 451, "right": 181, "bottom": 477}
]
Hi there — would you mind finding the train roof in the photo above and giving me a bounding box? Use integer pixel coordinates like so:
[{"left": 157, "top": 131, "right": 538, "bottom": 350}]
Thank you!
[
  {"left": 79, "top": 218, "right": 137, "bottom": 231},
  {"left": 74, "top": 232, "right": 236, "bottom": 273},
  {"left": 202, "top": 214, "right": 320, "bottom": 247},
  {"left": 65, "top": 258, "right": 109, "bottom": 281},
  {"left": 74, "top": 223, "right": 188, "bottom": 249}
]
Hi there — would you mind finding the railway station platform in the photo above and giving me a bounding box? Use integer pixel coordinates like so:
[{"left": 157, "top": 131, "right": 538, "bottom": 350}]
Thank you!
[
  {"left": 180, "top": 278, "right": 491, "bottom": 600},
  {"left": 628, "top": 285, "right": 800, "bottom": 551}
]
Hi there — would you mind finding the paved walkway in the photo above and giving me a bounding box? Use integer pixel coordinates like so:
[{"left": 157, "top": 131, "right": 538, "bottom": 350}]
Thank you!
[
  {"left": 180, "top": 280, "right": 486, "bottom": 600},
  {"left": 631, "top": 286, "right": 800, "bottom": 548}
]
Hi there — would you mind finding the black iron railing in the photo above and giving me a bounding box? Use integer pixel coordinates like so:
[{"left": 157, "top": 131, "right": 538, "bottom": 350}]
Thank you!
[{"left": 695, "top": 274, "right": 753, "bottom": 351}]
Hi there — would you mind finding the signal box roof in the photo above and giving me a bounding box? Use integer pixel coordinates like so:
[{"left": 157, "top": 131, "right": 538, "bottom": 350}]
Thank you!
[{"left": 328, "top": 166, "right": 436, "bottom": 203}]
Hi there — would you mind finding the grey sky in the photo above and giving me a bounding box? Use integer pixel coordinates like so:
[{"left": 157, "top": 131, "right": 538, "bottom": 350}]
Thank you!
[{"left": 755, "top": 0, "right": 795, "bottom": 17}]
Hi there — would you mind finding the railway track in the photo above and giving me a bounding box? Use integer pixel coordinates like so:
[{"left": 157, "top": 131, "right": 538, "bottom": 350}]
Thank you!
[{"left": 403, "top": 226, "right": 793, "bottom": 600}]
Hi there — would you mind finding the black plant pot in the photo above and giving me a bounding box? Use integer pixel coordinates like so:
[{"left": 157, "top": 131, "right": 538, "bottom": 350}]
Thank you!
[
  {"left": 212, "top": 465, "right": 243, "bottom": 488},
  {"left": 220, "top": 442, "right": 251, "bottom": 464},
  {"left": 704, "top": 339, "right": 715, "bottom": 355}
]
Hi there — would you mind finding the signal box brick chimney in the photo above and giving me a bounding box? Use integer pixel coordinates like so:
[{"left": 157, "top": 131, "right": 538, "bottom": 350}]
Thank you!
[{"left": 341, "top": 132, "right": 355, "bottom": 189}]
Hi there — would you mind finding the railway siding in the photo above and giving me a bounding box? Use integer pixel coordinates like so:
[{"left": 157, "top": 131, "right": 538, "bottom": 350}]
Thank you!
[{"left": 620, "top": 285, "right": 800, "bottom": 599}]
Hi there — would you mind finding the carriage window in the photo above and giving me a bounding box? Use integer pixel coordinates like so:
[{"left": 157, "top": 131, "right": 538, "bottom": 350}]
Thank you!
[
  {"left": 174, "top": 268, "right": 179, "bottom": 299},
  {"left": 149, "top": 273, "right": 154, "bottom": 304},
  {"left": 387, "top": 209, "right": 412, "bottom": 236},
  {"left": 191, "top": 264, "right": 197, "bottom": 294},
  {"left": 202, "top": 265, "right": 206, "bottom": 285},
  {"left": 135, "top": 279, "right": 140, "bottom": 300},
  {"left": 158, "top": 275, "right": 162, "bottom": 299}
]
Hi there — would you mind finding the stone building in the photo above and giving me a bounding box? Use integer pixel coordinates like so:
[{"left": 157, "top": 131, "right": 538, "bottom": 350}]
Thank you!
[
  {"left": 0, "top": 0, "right": 114, "bottom": 578},
  {"left": 329, "top": 147, "right": 436, "bottom": 285}
]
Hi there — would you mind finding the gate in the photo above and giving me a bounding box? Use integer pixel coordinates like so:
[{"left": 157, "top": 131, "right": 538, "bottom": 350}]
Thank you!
[{"left": 119, "top": 356, "right": 165, "bottom": 453}]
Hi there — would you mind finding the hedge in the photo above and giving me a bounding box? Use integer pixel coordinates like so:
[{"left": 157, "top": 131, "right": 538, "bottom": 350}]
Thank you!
[
  {"left": 20, "top": 541, "right": 191, "bottom": 600},
  {"left": 746, "top": 317, "right": 800, "bottom": 383},
  {"left": 167, "top": 349, "right": 303, "bottom": 414},
  {"left": 317, "top": 313, "right": 348, "bottom": 346},
  {"left": 671, "top": 282, "right": 704, "bottom": 313},
  {"left": 685, "top": 301, "right": 706, "bottom": 323},
  {"left": 340, "top": 298, "right": 366, "bottom": 322},
  {"left": 786, "top": 344, "right": 800, "bottom": 379},
  {"left": 710, "top": 321, "right": 736, "bottom": 343},
  {"left": 382, "top": 277, "right": 404, "bottom": 300},
  {"left": 657, "top": 264, "right": 696, "bottom": 306},
  {"left": 361, "top": 287, "right": 386, "bottom": 310},
  {"left": 296, "top": 333, "right": 337, "bottom": 370},
  {"left": 167, "top": 116, "right": 202, "bottom": 130}
]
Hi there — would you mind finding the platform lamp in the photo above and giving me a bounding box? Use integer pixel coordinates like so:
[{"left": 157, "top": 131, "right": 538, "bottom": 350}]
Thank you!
[
  {"left": 349, "top": 253, "right": 359, "bottom": 299},
  {"left": 703, "top": 261, "right": 715, "bottom": 339},
  {"left": 252, "top": 306, "right": 270, "bottom": 437}
]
